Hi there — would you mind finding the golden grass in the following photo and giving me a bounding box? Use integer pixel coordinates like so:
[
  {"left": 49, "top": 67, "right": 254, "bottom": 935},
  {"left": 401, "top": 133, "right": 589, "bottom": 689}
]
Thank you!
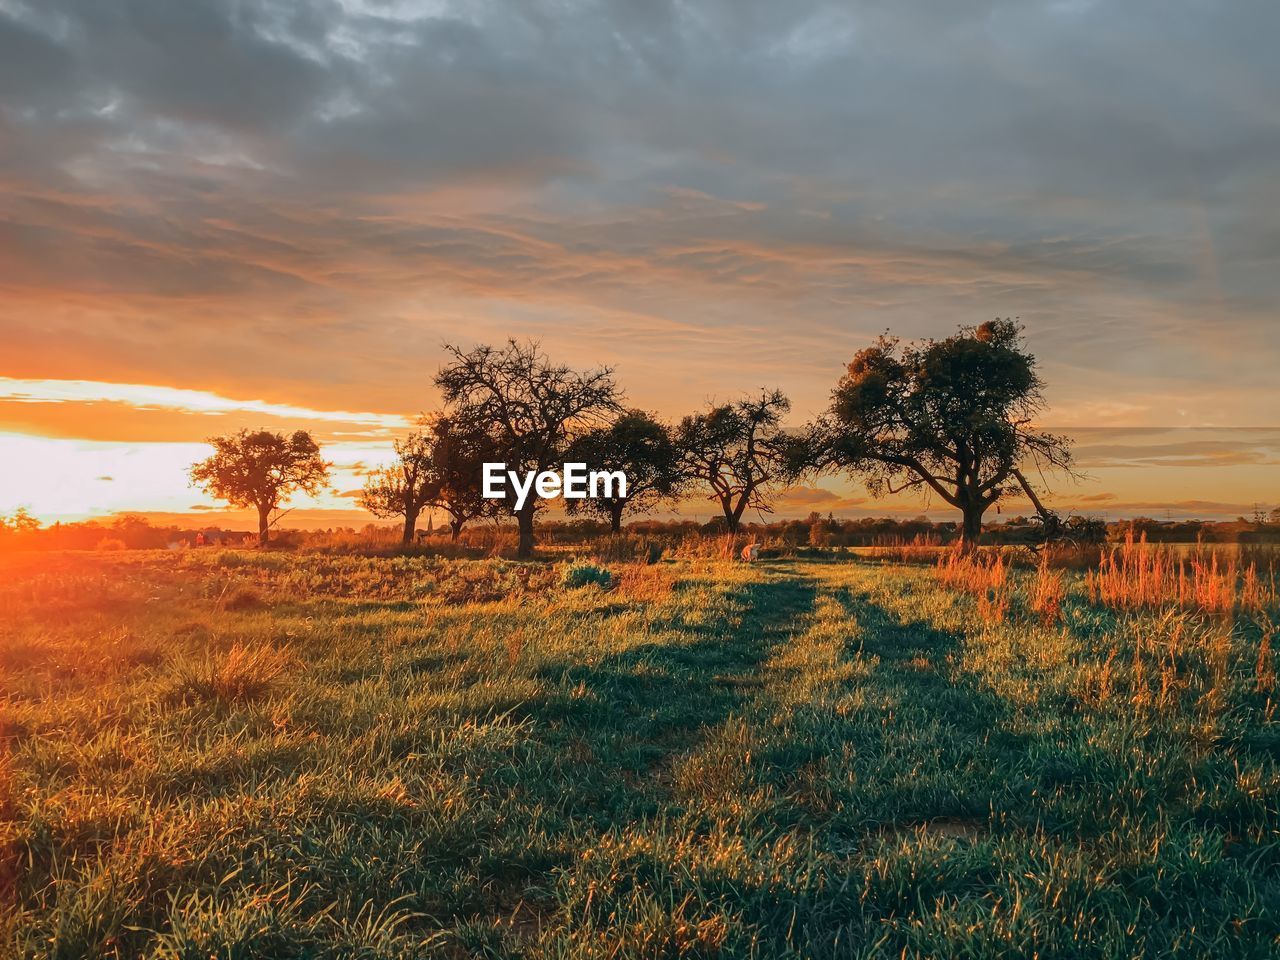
[
  {"left": 669, "top": 534, "right": 745, "bottom": 562},
  {"left": 867, "top": 533, "right": 943, "bottom": 564},
  {"left": 935, "top": 550, "right": 1011, "bottom": 625},
  {"left": 1087, "top": 533, "right": 1277, "bottom": 617},
  {"left": 179, "top": 641, "right": 295, "bottom": 705},
  {"left": 1028, "top": 558, "right": 1066, "bottom": 626},
  {"left": 611, "top": 562, "right": 676, "bottom": 603},
  {"left": 1257, "top": 613, "right": 1276, "bottom": 695},
  {"left": 3, "top": 551, "right": 1280, "bottom": 957}
]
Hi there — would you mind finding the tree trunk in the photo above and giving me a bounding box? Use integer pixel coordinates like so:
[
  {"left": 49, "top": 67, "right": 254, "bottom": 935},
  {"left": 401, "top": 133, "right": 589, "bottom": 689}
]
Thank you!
[
  {"left": 257, "top": 504, "right": 271, "bottom": 547},
  {"left": 725, "top": 495, "right": 749, "bottom": 533},
  {"left": 959, "top": 502, "right": 984, "bottom": 553},
  {"left": 402, "top": 511, "right": 417, "bottom": 544},
  {"left": 609, "top": 501, "right": 624, "bottom": 534},
  {"left": 449, "top": 519, "right": 462, "bottom": 542},
  {"left": 516, "top": 507, "right": 536, "bottom": 559}
]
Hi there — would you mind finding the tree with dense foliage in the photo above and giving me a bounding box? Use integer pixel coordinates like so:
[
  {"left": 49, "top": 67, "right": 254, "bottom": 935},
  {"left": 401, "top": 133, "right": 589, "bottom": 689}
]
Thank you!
[
  {"left": 678, "top": 389, "right": 791, "bottom": 532},
  {"left": 359, "top": 432, "right": 438, "bottom": 543},
  {"left": 189, "top": 429, "right": 330, "bottom": 546},
  {"left": 566, "top": 409, "right": 683, "bottom": 533},
  {"left": 435, "top": 340, "right": 621, "bottom": 558},
  {"left": 797, "top": 320, "right": 1073, "bottom": 551},
  {"left": 423, "top": 414, "right": 498, "bottom": 542}
]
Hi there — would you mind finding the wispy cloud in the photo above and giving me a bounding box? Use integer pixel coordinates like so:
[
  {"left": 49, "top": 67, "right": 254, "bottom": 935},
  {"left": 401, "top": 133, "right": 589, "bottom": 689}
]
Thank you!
[{"left": 0, "top": 378, "right": 409, "bottom": 428}]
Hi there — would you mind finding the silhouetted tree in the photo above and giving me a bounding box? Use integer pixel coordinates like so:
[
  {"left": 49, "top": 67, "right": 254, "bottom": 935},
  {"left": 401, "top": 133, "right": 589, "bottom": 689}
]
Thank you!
[
  {"left": 678, "top": 389, "right": 791, "bottom": 532},
  {"left": 0, "top": 507, "right": 39, "bottom": 536},
  {"left": 435, "top": 340, "right": 621, "bottom": 558},
  {"left": 425, "top": 414, "right": 497, "bottom": 542},
  {"left": 566, "top": 409, "right": 683, "bottom": 532},
  {"left": 359, "top": 432, "right": 437, "bottom": 543},
  {"left": 189, "top": 429, "right": 330, "bottom": 546},
  {"left": 798, "top": 320, "right": 1073, "bottom": 551}
]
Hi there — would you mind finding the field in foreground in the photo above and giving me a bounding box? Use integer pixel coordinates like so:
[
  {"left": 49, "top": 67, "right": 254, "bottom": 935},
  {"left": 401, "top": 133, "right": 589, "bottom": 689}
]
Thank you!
[{"left": 1, "top": 551, "right": 1278, "bottom": 959}]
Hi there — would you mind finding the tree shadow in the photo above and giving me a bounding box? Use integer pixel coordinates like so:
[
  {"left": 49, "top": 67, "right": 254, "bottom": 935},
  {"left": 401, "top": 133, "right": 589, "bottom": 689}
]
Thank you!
[
  {"left": 835, "top": 587, "right": 1015, "bottom": 742},
  {"left": 525, "top": 573, "right": 818, "bottom": 808},
  {"left": 784, "top": 586, "right": 1031, "bottom": 832}
]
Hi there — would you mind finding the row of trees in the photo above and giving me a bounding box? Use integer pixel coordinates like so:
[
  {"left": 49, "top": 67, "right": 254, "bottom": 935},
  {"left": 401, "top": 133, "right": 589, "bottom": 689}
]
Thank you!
[
  {"left": 355, "top": 344, "right": 794, "bottom": 558},
  {"left": 190, "top": 320, "right": 1075, "bottom": 557}
]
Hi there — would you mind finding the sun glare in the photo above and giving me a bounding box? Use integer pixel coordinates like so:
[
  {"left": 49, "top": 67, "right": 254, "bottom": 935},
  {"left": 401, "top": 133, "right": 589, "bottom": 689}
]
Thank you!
[{"left": 0, "top": 431, "right": 395, "bottom": 524}]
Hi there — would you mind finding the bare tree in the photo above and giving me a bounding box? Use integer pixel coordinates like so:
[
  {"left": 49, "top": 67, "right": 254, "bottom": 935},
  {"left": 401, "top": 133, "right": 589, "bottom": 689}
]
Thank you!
[
  {"left": 189, "top": 429, "right": 330, "bottom": 546},
  {"left": 678, "top": 389, "right": 791, "bottom": 532},
  {"left": 435, "top": 340, "right": 621, "bottom": 558}
]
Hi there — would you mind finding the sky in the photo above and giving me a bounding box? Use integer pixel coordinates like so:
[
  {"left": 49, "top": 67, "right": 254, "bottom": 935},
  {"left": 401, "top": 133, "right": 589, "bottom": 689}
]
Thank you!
[{"left": 0, "top": 0, "right": 1277, "bottom": 526}]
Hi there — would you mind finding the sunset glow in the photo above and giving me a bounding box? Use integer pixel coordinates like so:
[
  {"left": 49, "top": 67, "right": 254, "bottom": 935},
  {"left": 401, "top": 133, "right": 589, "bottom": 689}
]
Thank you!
[
  {"left": 0, "top": 378, "right": 411, "bottom": 428},
  {"left": 1, "top": 0, "right": 1277, "bottom": 529},
  {"left": 5, "top": 6, "right": 1280, "bottom": 955}
]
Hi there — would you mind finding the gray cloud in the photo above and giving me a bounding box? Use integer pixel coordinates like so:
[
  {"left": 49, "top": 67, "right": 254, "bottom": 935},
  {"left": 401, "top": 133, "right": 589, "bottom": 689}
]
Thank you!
[
  {"left": 1073, "top": 428, "right": 1280, "bottom": 469},
  {"left": 1, "top": 0, "right": 1278, "bottom": 423}
]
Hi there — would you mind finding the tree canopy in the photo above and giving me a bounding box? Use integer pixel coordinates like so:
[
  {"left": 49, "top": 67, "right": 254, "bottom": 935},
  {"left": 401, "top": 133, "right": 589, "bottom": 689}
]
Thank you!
[
  {"left": 189, "top": 429, "right": 330, "bottom": 545},
  {"left": 422, "top": 414, "right": 499, "bottom": 542},
  {"left": 798, "top": 319, "right": 1072, "bottom": 549},
  {"left": 566, "top": 409, "right": 683, "bottom": 532},
  {"left": 434, "top": 340, "right": 621, "bottom": 557},
  {"left": 358, "top": 431, "right": 438, "bottom": 543}
]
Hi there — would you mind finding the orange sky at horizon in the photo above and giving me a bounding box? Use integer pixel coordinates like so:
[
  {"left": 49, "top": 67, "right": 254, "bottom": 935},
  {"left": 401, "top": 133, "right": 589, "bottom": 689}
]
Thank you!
[
  {"left": 0, "top": 375, "right": 1276, "bottom": 529},
  {"left": 2, "top": 0, "right": 1278, "bottom": 526}
]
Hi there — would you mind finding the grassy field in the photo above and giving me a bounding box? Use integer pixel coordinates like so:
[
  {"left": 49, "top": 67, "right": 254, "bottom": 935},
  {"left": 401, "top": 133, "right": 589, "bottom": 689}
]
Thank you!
[{"left": 1, "top": 549, "right": 1278, "bottom": 958}]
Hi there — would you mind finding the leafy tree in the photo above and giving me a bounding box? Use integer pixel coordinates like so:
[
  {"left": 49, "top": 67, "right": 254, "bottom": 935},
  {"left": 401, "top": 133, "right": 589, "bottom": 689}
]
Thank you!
[
  {"left": 808, "top": 513, "right": 835, "bottom": 548},
  {"left": 799, "top": 320, "right": 1073, "bottom": 551},
  {"left": 0, "top": 507, "right": 39, "bottom": 535},
  {"left": 566, "top": 410, "right": 683, "bottom": 533},
  {"left": 359, "top": 432, "right": 438, "bottom": 543},
  {"left": 435, "top": 340, "right": 621, "bottom": 558},
  {"left": 424, "top": 414, "right": 497, "bottom": 542},
  {"left": 678, "top": 389, "right": 791, "bottom": 532},
  {"left": 360, "top": 417, "right": 498, "bottom": 545},
  {"left": 189, "top": 429, "right": 330, "bottom": 546}
]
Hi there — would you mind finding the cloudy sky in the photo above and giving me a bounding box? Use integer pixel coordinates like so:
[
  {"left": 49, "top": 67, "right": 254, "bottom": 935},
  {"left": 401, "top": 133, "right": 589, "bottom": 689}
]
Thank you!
[{"left": 1, "top": 0, "right": 1277, "bottom": 524}]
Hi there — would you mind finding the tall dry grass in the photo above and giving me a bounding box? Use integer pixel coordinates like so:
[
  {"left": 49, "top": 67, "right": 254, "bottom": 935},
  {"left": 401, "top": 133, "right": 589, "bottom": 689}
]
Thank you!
[
  {"left": 868, "top": 533, "right": 943, "bottom": 564},
  {"left": 1028, "top": 557, "right": 1066, "bottom": 626},
  {"left": 935, "top": 550, "right": 1011, "bottom": 625},
  {"left": 1086, "top": 533, "right": 1276, "bottom": 617},
  {"left": 588, "top": 534, "right": 665, "bottom": 565},
  {"left": 669, "top": 534, "right": 746, "bottom": 562},
  {"left": 611, "top": 561, "right": 676, "bottom": 602},
  {"left": 934, "top": 549, "right": 1065, "bottom": 626}
]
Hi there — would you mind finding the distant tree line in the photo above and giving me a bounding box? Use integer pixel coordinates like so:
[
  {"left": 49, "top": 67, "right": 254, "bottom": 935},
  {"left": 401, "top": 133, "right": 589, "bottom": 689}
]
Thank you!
[
  {"left": 0, "top": 512, "right": 250, "bottom": 551},
  {"left": 6, "top": 510, "right": 1280, "bottom": 555},
  {"left": 178, "top": 322, "right": 1088, "bottom": 556}
]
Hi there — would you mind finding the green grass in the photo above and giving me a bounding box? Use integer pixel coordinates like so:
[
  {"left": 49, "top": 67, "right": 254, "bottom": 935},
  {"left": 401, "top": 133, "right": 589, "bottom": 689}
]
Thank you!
[{"left": 1, "top": 550, "right": 1277, "bottom": 958}]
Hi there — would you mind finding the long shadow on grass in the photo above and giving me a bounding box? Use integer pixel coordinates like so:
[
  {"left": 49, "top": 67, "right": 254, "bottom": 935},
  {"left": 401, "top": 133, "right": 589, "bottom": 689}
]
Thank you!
[
  {"left": 806, "top": 586, "right": 1028, "bottom": 832},
  {"left": 525, "top": 571, "right": 817, "bottom": 818}
]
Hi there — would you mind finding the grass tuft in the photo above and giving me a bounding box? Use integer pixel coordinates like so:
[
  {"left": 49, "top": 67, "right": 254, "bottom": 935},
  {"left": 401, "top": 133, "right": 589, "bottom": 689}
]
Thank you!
[{"left": 177, "top": 641, "right": 293, "bottom": 705}]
